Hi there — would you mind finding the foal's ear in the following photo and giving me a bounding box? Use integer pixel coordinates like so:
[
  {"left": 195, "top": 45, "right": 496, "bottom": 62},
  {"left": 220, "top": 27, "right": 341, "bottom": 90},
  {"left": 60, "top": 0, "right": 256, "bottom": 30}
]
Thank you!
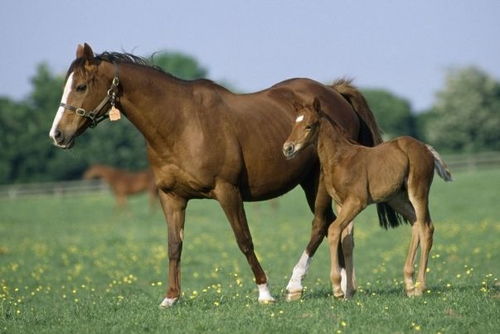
[
  {"left": 312, "top": 97, "right": 322, "bottom": 113},
  {"left": 76, "top": 43, "right": 94, "bottom": 60}
]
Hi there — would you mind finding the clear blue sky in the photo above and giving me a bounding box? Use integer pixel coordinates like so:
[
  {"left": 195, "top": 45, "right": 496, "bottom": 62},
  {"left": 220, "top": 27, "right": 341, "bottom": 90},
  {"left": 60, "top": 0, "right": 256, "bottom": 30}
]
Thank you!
[{"left": 1, "top": 0, "right": 499, "bottom": 111}]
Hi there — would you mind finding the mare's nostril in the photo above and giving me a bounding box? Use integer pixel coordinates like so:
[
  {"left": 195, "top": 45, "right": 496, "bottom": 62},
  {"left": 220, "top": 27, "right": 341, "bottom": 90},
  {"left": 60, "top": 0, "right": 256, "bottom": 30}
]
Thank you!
[{"left": 53, "top": 129, "right": 64, "bottom": 143}]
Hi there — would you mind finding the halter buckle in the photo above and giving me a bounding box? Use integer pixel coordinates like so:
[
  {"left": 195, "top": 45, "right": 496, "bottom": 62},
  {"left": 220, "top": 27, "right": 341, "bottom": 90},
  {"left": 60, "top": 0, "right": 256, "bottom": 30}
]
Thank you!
[{"left": 76, "top": 108, "right": 87, "bottom": 117}]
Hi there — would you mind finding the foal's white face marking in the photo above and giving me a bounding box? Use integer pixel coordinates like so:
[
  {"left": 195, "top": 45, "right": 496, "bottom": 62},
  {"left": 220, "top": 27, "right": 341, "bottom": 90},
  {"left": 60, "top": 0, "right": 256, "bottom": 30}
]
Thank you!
[
  {"left": 295, "top": 115, "right": 304, "bottom": 123},
  {"left": 49, "top": 72, "right": 74, "bottom": 143}
]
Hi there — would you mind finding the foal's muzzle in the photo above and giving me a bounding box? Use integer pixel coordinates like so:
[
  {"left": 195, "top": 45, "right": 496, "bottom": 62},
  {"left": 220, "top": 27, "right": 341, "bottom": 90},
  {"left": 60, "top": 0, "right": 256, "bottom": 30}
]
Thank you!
[{"left": 282, "top": 142, "right": 296, "bottom": 159}]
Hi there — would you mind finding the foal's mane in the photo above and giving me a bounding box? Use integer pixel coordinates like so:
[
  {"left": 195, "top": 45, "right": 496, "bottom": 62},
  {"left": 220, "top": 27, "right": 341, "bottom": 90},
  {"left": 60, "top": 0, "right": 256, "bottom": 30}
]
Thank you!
[{"left": 318, "top": 110, "right": 358, "bottom": 146}]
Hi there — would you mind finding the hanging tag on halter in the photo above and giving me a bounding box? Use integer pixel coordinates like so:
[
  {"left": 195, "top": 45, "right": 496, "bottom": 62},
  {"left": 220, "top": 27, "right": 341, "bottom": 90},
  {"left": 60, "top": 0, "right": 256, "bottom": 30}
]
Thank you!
[{"left": 109, "top": 106, "right": 121, "bottom": 121}]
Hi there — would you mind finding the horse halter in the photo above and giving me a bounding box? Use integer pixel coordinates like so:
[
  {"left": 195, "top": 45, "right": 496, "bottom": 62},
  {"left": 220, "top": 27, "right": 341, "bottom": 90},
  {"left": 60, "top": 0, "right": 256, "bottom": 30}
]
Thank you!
[{"left": 59, "top": 65, "right": 120, "bottom": 128}]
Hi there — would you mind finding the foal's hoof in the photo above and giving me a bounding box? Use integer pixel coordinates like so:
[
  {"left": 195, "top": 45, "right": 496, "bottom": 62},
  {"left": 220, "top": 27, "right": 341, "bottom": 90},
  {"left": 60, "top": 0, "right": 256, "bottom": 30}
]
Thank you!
[
  {"left": 286, "top": 290, "right": 303, "bottom": 302},
  {"left": 406, "top": 288, "right": 424, "bottom": 297},
  {"left": 159, "top": 297, "right": 178, "bottom": 308},
  {"left": 333, "top": 289, "right": 345, "bottom": 299},
  {"left": 406, "top": 284, "right": 425, "bottom": 297}
]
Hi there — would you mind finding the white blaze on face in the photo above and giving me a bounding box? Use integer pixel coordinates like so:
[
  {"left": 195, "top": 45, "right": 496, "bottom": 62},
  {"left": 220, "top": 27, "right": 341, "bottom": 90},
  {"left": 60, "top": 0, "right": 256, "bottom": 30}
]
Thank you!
[
  {"left": 49, "top": 72, "right": 74, "bottom": 142},
  {"left": 295, "top": 115, "right": 304, "bottom": 123}
]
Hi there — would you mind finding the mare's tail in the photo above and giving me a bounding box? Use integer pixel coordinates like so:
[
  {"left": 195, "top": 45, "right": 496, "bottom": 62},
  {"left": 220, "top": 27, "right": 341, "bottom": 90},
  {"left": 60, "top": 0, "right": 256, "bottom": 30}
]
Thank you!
[
  {"left": 331, "top": 78, "right": 408, "bottom": 229},
  {"left": 425, "top": 144, "right": 453, "bottom": 182}
]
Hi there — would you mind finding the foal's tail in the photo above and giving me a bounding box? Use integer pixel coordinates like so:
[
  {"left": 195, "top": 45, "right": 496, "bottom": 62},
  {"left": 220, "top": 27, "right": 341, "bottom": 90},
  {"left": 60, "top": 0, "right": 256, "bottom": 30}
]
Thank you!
[
  {"left": 331, "top": 79, "right": 408, "bottom": 229},
  {"left": 426, "top": 144, "right": 453, "bottom": 182}
]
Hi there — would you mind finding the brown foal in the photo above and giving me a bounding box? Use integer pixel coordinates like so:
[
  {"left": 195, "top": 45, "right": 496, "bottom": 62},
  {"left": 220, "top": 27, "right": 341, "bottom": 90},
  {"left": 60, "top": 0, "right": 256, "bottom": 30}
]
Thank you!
[
  {"left": 283, "top": 99, "right": 452, "bottom": 298},
  {"left": 83, "top": 165, "right": 158, "bottom": 208}
]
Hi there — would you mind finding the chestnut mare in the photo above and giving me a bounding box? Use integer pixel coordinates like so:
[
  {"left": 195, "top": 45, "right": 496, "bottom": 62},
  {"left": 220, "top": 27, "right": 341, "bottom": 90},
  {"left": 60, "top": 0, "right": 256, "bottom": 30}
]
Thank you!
[
  {"left": 49, "top": 43, "right": 392, "bottom": 307},
  {"left": 83, "top": 164, "right": 157, "bottom": 208},
  {"left": 283, "top": 99, "right": 452, "bottom": 298}
]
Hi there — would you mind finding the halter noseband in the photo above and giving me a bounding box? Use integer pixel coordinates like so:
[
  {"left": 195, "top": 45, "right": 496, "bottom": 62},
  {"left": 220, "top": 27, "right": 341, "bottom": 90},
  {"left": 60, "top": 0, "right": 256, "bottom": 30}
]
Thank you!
[{"left": 59, "top": 65, "right": 120, "bottom": 128}]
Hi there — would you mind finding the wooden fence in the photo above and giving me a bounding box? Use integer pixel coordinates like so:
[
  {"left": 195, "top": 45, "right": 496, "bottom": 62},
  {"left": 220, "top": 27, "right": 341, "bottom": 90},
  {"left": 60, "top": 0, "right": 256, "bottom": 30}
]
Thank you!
[
  {"left": 0, "top": 152, "right": 499, "bottom": 199},
  {"left": 0, "top": 179, "right": 109, "bottom": 199},
  {"left": 442, "top": 151, "right": 500, "bottom": 171}
]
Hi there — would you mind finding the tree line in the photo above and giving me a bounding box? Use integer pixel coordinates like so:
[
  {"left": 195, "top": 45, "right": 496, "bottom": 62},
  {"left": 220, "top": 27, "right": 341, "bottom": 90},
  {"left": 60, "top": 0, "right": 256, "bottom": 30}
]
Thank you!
[{"left": 1, "top": 52, "right": 499, "bottom": 185}]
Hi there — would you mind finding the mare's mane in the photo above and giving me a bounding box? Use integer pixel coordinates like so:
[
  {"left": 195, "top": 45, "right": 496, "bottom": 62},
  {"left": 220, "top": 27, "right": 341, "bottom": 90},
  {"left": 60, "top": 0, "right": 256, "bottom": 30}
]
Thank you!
[{"left": 67, "top": 51, "right": 220, "bottom": 89}]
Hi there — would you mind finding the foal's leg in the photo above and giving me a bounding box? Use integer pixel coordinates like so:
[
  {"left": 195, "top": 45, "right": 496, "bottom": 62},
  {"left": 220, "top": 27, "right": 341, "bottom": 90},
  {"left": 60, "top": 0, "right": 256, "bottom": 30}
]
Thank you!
[
  {"left": 338, "top": 210, "right": 356, "bottom": 298},
  {"left": 158, "top": 191, "right": 188, "bottom": 308},
  {"left": 387, "top": 195, "right": 425, "bottom": 296},
  {"left": 328, "top": 199, "right": 363, "bottom": 298},
  {"left": 215, "top": 182, "right": 274, "bottom": 303},
  {"left": 409, "top": 194, "right": 434, "bottom": 296},
  {"left": 286, "top": 177, "right": 337, "bottom": 301},
  {"left": 404, "top": 167, "right": 434, "bottom": 297}
]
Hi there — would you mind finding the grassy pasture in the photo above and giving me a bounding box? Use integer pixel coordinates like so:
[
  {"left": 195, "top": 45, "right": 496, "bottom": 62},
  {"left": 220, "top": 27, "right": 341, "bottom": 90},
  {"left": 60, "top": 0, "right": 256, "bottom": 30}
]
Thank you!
[{"left": 0, "top": 169, "right": 499, "bottom": 333}]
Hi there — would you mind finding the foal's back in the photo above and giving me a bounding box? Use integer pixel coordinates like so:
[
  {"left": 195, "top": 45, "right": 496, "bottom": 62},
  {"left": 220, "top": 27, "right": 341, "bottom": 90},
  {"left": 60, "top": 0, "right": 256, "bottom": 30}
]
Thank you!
[{"left": 357, "top": 136, "right": 435, "bottom": 203}]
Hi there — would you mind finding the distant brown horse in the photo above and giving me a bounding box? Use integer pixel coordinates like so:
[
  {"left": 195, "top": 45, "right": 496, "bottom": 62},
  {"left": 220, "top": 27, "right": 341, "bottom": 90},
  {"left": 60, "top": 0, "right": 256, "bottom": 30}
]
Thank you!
[
  {"left": 49, "top": 43, "right": 392, "bottom": 307},
  {"left": 83, "top": 164, "right": 158, "bottom": 208},
  {"left": 283, "top": 99, "right": 452, "bottom": 298}
]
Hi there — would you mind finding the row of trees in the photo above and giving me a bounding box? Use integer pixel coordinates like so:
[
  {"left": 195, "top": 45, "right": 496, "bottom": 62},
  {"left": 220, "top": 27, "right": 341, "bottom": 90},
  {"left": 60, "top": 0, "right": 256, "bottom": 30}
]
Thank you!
[
  {"left": 1, "top": 51, "right": 499, "bottom": 184},
  {"left": 362, "top": 66, "right": 500, "bottom": 153}
]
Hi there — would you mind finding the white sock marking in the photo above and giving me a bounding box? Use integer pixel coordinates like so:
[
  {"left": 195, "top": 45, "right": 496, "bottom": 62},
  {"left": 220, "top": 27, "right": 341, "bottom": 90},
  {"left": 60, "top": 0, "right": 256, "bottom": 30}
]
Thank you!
[
  {"left": 49, "top": 72, "right": 74, "bottom": 142},
  {"left": 341, "top": 268, "right": 347, "bottom": 295},
  {"left": 257, "top": 283, "right": 275, "bottom": 302},
  {"left": 286, "top": 251, "right": 312, "bottom": 292},
  {"left": 159, "top": 297, "right": 178, "bottom": 308}
]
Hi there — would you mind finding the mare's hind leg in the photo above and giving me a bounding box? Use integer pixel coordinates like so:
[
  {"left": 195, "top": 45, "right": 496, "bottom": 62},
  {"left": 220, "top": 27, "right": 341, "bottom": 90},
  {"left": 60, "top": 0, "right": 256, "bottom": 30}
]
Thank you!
[
  {"left": 337, "top": 203, "right": 356, "bottom": 299},
  {"left": 286, "top": 176, "right": 341, "bottom": 301},
  {"left": 215, "top": 182, "right": 274, "bottom": 303}
]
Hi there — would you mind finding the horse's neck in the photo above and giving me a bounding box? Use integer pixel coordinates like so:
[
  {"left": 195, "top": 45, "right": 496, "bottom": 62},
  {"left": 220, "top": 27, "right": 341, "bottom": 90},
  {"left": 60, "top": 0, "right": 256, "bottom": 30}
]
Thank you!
[
  {"left": 116, "top": 64, "right": 192, "bottom": 150},
  {"left": 317, "top": 117, "right": 356, "bottom": 166}
]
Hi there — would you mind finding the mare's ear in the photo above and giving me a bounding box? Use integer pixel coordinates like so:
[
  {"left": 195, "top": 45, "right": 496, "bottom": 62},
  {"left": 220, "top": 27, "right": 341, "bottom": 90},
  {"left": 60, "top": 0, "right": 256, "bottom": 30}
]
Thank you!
[
  {"left": 312, "top": 97, "right": 322, "bottom": 113},
  {"left": 76, "top": 43, "right": 94, "bottom": 60}
]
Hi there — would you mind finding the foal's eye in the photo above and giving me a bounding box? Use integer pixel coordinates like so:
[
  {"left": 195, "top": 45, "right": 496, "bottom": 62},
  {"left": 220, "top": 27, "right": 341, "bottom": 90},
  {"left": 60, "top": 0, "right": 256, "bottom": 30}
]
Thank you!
[
  {"left": 305, "top": 125, "right": 312, "bottom": 131},
  {"left": 76, "top": 84, "right": 87, "bottom": 92}
]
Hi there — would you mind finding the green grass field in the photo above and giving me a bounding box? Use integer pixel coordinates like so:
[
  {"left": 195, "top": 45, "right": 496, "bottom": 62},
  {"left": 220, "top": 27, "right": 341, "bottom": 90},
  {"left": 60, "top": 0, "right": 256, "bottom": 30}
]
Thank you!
[{"left": 1, "top": 169, "right": 499, "bottom": 333}]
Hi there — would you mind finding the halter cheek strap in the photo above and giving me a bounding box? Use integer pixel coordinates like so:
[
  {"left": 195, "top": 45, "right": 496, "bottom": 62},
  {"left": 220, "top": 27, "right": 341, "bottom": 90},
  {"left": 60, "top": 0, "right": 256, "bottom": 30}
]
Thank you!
[{"left": 59, "top": 65, "right": 120, "bottom": 128}]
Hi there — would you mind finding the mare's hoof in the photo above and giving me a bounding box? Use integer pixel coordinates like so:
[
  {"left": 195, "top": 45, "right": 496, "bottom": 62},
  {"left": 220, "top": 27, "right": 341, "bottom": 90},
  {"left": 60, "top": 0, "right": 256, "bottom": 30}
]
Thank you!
[
  {"left": 286, "top": 290, "right": 303, "bottom": 302},
  {"left": 258, "top": 297, "right": 276, "bottom": 305},
  {"left": 159, "top": 297, "right": 178, "bottom": 308}
]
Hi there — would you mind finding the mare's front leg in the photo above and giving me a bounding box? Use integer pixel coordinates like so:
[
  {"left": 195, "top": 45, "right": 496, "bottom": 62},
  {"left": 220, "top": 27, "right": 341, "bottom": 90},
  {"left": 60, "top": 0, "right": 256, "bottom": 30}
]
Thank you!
[
  {"left": 215, "top": 182, "right": 275, "bottom": 303},
  {"left": 286, "top": 178, "right": 335, "bottom": 301},
  {"left": 328, "top": 199, "right": 363, "bottom": 299},
  {"left": 158, "top": 191, "right": 188, "bottom": 308}
]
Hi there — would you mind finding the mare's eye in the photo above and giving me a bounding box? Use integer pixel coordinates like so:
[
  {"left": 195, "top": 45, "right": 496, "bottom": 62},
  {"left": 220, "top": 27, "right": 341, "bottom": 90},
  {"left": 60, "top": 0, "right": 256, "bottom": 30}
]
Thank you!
[
  {"left": 76, "top": 84, "right": 87, "bottom": 92},
  {"left": 305, "top": 125, "right": 312, "bottom": 131}
]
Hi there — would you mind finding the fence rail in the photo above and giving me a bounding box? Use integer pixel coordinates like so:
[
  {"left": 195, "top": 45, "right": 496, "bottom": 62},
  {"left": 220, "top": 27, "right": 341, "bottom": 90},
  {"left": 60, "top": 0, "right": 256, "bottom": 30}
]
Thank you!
[
  {"left": 0, "top": 152, "right": 499, "bottom": 199},
  {"left": 443, "top": 151, "right": 500, "bottom": 170},
  {"left": 0, "top": 179, "right": 109, "bottom": 199}
]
